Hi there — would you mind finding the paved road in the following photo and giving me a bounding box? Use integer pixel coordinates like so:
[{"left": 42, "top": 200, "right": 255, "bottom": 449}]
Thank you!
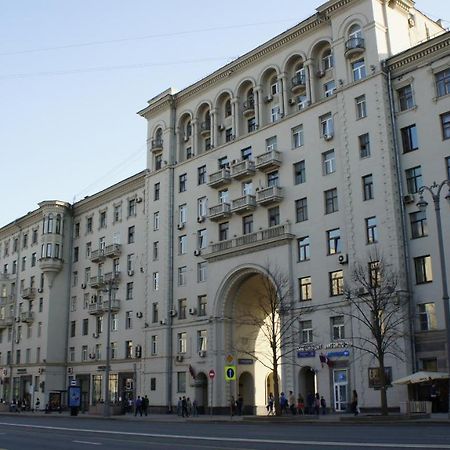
[{"left": 0, "top": 416, "right": 449, "bottom": 449}]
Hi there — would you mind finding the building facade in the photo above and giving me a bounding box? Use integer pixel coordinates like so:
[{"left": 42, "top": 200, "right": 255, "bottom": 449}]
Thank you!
[{"left": 0, "top": 0, "right": 449, "bottom": 413}]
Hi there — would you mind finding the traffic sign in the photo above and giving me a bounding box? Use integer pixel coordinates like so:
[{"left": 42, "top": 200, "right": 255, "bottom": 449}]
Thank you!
[
  {"left": 209, "top": 369, "right": 215, "bottom": 379},
  {"left": 224, "top": 365, "right": 236, "bottom": 381},
  {"left": 226, "top": 354, "right": 234, "bottom": 364}
]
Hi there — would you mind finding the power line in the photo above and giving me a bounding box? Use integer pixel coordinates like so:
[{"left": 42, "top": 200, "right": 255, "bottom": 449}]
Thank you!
[{"left": 0, "top": 19, "right": 295, "bottom": 57}]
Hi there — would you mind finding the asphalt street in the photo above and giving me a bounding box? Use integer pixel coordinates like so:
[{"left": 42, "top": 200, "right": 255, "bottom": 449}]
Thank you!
[{"left": 0, "top": 416, "right": 450, "bottom": 450}]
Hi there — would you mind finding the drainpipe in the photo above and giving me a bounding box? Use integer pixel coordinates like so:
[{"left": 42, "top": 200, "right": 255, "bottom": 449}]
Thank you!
[{"left": 383, "top": 61, "right": 416, "bottom": 372}]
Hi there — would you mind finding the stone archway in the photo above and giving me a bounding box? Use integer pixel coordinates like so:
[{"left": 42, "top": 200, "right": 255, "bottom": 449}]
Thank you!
[
  {"left": 238, "top": 371, "right": 255, "bottom": 415},
  {"left": 298, "top": 366, "right": 316, "bottom": 413},
  {"left": 194, "top": 372, "right": 208, "bottom": 414}
]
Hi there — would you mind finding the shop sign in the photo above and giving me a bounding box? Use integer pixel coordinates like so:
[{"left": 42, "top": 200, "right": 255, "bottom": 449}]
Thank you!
[
  {"left": 298, "top": 350, "right": 316, "bottom": 358},
  {"left": 238, "top": 358, "right": 254, "bottom": 365},
  {"left": 17, "top": 368, "right": 27, "bottom": 374},
  {"left": 325, "top": 341, "right": 351, "bottom": 349},
  {"left": 327, "top": 350, "right": 350, "bottom": 358},
  {"left": 298, "top": 344, "right": 323, "bottom": 352}
]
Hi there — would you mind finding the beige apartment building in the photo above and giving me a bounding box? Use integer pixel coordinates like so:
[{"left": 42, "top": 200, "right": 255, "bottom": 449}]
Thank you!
[{"left": 0, "top": 0, "right": 449, "bottom": 414}]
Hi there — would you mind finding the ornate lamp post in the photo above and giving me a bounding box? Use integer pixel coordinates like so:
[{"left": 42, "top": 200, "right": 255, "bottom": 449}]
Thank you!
[{"left": 417, "top": 180, "right": 450, "bottom": 416}]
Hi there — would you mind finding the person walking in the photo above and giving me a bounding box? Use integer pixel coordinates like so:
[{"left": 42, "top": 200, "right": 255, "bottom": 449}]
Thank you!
[
  {"left": 280, "top": 392, "right": 288, "bottom": 415},
  {"left": 314, "top": 393, "right": 320, "bottom": 415},
  {"left": 267, "top": 393, "right": 274, "bottom": 415},
  {"left": 306, "top": 392, "right": 314, "bottom": 415},
  {"left": 142, "top": 395, "right": 149, "bottom": 416},
  {"left": 181, "top": 396, "right": 188, "bottom": 417},
  {"left": 134, "top": 396, "right": 143, "bottom": 417},
  {"left": 186, "top": 397, "right": 192, "bottom": 416},
  {"left": 177, "top": 397, "right": 182, "bottom": 416},
  {"left": 320, "top": 396, "right": 327, "bottom": 415},
  {"left": 351, "top": 390, "right": 359, "bottom": 416},
  {"left": 297, "top": 395, "right": 305, "bottom": 415},
  {"left": 288, "top": 391, "right": 296, "bottom": 415},
  {"left": 192, "top": 399, "right": 198, "bottom": 417}
]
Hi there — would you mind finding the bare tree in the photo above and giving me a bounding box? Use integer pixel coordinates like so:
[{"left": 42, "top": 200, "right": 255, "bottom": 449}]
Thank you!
[
  {"left": 339, "top": 253, "right": 409, "bottom": 415},
  {"left": 234, "top": 263, "right": 298, "bottom": 416}
]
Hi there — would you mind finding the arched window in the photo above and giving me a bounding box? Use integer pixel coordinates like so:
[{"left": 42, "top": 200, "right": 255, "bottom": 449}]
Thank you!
[
  {"left": 295, "top": 63, "right": 305, "bottom": 84},
  {"left": 186, "top": 120, "right": 192, "bottom": 137},
  {"left": 155, "top": 128, "right": 162, "bottom": 141},
  {"left": 225, "top": 99, "right": 232, "bottom": 117},
  {"left": 348, "top": 24, "right": 363, "bottom": 40},
  {"left": 46, "top": 214, "right": 54, "bottom": 234},
  {"left": 322, "top": 48, "right": 333, "bottom": 71},
  {"left": 270, "top": 76, "right": 279, "bottom": 95},
  {"left": 55, "top": 214, "right": 62, "bottom": 234}
]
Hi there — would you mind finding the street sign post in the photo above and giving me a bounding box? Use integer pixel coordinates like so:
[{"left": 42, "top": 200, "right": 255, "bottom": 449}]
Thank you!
[
  {"left": 209, "top": 369, "right": 215, "bottom": 379},
  {"left": 209, "top": 369, "right": 215, "bottom": 416},
  {"left": 225, "top": 365, "right": 236, "bottom": 381}
]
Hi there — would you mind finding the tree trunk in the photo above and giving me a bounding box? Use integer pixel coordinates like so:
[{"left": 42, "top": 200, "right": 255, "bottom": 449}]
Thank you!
[
  {"left": 273, "top": 362, "right": 281, "bottom": 416},
  {"left": 379, "top": 360, "right": 388, "bottom": 416}
]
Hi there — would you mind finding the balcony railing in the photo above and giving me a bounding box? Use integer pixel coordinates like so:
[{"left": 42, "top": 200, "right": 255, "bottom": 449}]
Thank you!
[
  {"left": 151, "top": 139, "right": 163, "bottom": 151},
  {"left": 231, "top": 194, "right": 257, "bottom": 214},
  {"left": 104, "top": 244, "right": 121, "bottom": 258},
  {"left": 20, "top": 311, "right": 34, "bottom": 323},
  {"left": 200, "top": 121, "right": 211, "bottom": 136},
  {"left": 0, "top": 316, "right": 14, "bottom": 329},
  {"left": 90, "top": 249, "right": 105, "bottom": 263},
  {"left": 89, "top": 275, "right": 105, "bottom": 289},
  {"left": 208, "top": 168, "right": 231, "bottom": 188},
  {"left": 230, "top": 159, "right": 255, "bottom": 180},
  {"left": 291, "top": 73, "right": 306, "bottom": 93},
  {"left": 89, "top": 299, "right": 121, "bottom": 315},
  {"left": 205, "top": 223, "right": 294, "bottom": 261},
  {"left": 208, "top": 203, "right": 232, "bottom": 221},
  {"left": 243, "top": 96, "right": 255, "bottom": 117},
  {"left": 256, "top": 186, "right": 284, "bottom": 206},
  {"left": 255, "top": 150, "right": 282, "bottom": 172},
  {"left": 344, "top": 37, "right": 365, "bottom": 57},
  {"left": 21, "top": 287, "right": 36, "bottom": 300}
]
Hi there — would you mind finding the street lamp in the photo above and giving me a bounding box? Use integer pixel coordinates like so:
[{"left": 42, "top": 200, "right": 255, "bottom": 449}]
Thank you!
[{"left": 417, "top": 180, "right": 450, "bottom": 417}]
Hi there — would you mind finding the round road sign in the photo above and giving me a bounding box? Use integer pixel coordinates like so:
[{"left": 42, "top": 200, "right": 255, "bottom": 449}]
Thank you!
[{"left": 209, "top": 369, "right": 215, "bottom": 379}]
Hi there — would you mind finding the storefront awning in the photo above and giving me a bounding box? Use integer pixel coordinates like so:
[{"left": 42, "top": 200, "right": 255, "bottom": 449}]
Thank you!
[{"left": 392, "top": 371, "right": 449, "bottom": 385}]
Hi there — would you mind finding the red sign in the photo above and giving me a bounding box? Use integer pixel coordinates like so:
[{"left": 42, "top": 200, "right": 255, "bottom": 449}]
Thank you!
[{"left": 209, "top": 369, "right": 215, "bottom": 379}]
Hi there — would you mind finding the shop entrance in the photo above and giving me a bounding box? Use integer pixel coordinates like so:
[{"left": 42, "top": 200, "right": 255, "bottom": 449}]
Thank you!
[
  {"left": 238, "top": 371, "right": 255, "bottom": 414},
  {"left": 194, "top": 372, "right": 208, "bottom": 414},
  {"left": 333, "top": 369, "right": 348, "bottom": 412}
]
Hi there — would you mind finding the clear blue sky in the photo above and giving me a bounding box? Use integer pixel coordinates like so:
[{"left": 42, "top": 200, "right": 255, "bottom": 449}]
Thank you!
[{"left": 0, "top": 0, "right": 448, "bottom": 227}]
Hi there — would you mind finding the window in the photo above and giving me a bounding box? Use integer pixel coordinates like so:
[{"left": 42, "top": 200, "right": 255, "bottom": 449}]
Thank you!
[
  {"left": 219, "top": 222, "right": 229, "bottom": 241},
  {"left": 178, "top": 235, "right": 187, "bottom": 255},
  {"left": 322, "top": 150, "right": 336, "bottom": 175},
  {"left": 398, "top": 85, "right": 414, "bottom": 111},
  {"left": 178, "top": 266, "right": 187, "bottom": 286},
  {"left": 218, "top": 189, "right": 229, "bottom": 204},
  {"left": 366, "top": 217, "right": 378, "bottom": 244},
  {"left": 268, "top": 206, "right": 280, "bottom": 227},
  {"left": 267, "top": 171, "right": 279, "bottom": 187},
  {"left": 405, "top": 166, "right": 423, "bottom": 194},
  {"left": 179, "top": 173, "right": 187, "bottom": 192},
  {"left": 177, "top": 332, "right": 187, "bottom": 353},
  {"left": 441, "top": 112, "right": 450, "bottom": 140},
  {"left": 242, "top": 215, "right": 253, "bottom": 235},
  {"left": 197, "top": 330, "right": 207, "bottom": 352},
  {"left": 197, "top": 261, "right": 207, "bottom": 283},
  {"left": 198, "top": 295, "right": 207, "bottom": 316},
  {"left": 31, "top": 253, "right": 36, "bottom": 267},
  {"left": 110, "top": 342, "right": 117, "bottom": 359},
  {"left": 186, "top": 146, "right": 193, "bottom": 159},
  {"left": 292, "top": 125, "right": 304, "bottom": 148},
  {"left": 414, "top": 255, "right": 433, "bottom": 284},
  {"left": 153, "top": 212, "right": 160, "bottom": 230},
  {"left": 178, "top": 299, "right": 187, "bottom": 319},
  {"left": 294, "top": 161, "right": 306, "bottom": 185},
  {"left": 327, "top": 228, "right": 341, "bottom": 255},
  {"left": 435, "top": 69, "right": 450, "bottom": 97},
  {"left": 299, "top": 276, "right": 312, "bottom": 301},
  {"left": 401, "top": 124, "right": 419, "bottom": 152},
  {"left": 73, "top": 247, "right": 79, "bottom": 263},
  {"left": 324, "top": 188, "right": 338, "bottom": 214},
  {"left": 295, "top": 198, "right": 308, "bottom": 222},
  {"left": 322, "top": 49, "right": 333, "bottom": 70},
  {"left": 128, "top": 226, "right": 135, "bottom": 244},
  {"left": 418, "top": 303, "right": 437, "bottom": 331},
  {"left": 154, "top": 183, "right": 160, "bottom": 201},
  {"left": 320, "top": 113, "right": 334, "bottom": 138},
  {"left": 152, "top": 303, "right": 159, "bottom": 323},
  {"left": 82, "top": 318, "right": 89, "bottom": 336},
  {"left": 242, "top": 181, "right": 253, "bottom": 195},
  {"left": 154, "top": 153, "right": 162, "bottom": 170},
  {"left": 86, "top": 217, "right": 93, "bottom": 234},
  {"left": 128, "top": 199, "right": 136, "bottom": 217},
  {"left": 297, "top": 236, "right": 310, "bottom": 262},
  {"left": 197, "top": 197, "right": 208, "bottom": 218},
  {"left": 300, "top": 320, "right": 313, "bottom": 343},
  {"left": 113, "top": 204, "right": 121, "bottom": 222},
  {"left": 127, "top": 253, "right": 134, "bottom": 272},
  {"left": 241, "top": 146, "right": 252, "bottom": 160},
  {"left": 270, "top": 105, "right": 281, "bottom": 123},
  {"left": 359, "top": 133, "right": 370, "bottom": 158},
  {"left": 125, "top": 340, "right": 133, "bottom": 358},
  {"left": 177, "top": 372, "right": 186, "bottom": 393},
  {"left": 369, "top": 261, "right": 381, "bottom": 288},
  {"left": 70, "top": 321, "right": 76, "bottom": 338},
  {"left": 197, "top": 229, "right": 207, "bottom": 249},
  {"left": 126, "top": 282, "right": 133, "bottom": 300},
  {"left": 86, "top": 242, "right": 91, "bottom": 258},
  {"left": 247, "top": 117, "right": 256, "bottom": 132},
  {"left": 99, "top": 211, "right": 107, "bottom": 228},
  {"left": 225, "top": 128, "right": 233, "bottom": 142},
  {"left": 410, "top": 211, "right": 427, "bottom": 239},
  {"left": 32, "top": 228, "right": 38, "bottom": 244},
  {"left": 225, "top": 99, "right": 232, "bottom": 117},
  {"left": 153, "top": 272, "right": 159, "bottom": 290},
  {"left": 329, "top": 270, "right": 344, "bottom": 296},
  {"left": 70, "top": 296, "right": 77, "bottom": 312},
  {"left": 362, "top": 174, "right": 374, "bottom": 200},
  {"left": 151, "top": 335, "right": 158, "bottom": 355},
  {"left": 324, "top": 80, "right": 336, "bottom": 97},
  {"left": 270, "top": 80, "right": 279, "bottom": 95},
  {"left": 329, "top": 316, "right": 345, "bottom": 341},
  {"left": 351, "top": 59, "right": 366, "bottom": 81},
  {"left": 125, "top": 311, "right": 133, "bottom": 329},
  {"left": 355, "top": 95, "right": 367, "bottom": 119},
  {"left": 198, "top": 165, "right": 207, "bottom": 185}
]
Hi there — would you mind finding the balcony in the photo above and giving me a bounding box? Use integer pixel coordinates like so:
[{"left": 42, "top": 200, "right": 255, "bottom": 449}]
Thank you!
[
  {"left": 0, "top": 316, "right": 13, "bottom": 329},
  {"left": 88, "top": 302, "right": 103, "bottom": 315},
  {"left": 89, "top": 275, "right": 105, "bottom": 289},
  {"left": 231, "top": 194, "right": 257, "bottom": 214},
  {"left": 21, "top": 287, "right": 36, "bottom": 300},
  {"left": 104, "top": 271, "right": 121, "bottom": 284},
  {"left": 90, "top": 249, "right": 105, "bottom": 263},
  {"left": 208, "top": 168, "right": 231, "bottom": 188},
  {"left": 104, "top": 244, "right": 121, "bottom": 258},
  {"left": 151, "top": 138, "right": 163, "bottom": 152},
  {"left": 208, "top": 203, "right": 232, "bottom": 221},
  {"left": 89, "top": 299, "right": 121, "bottom": 315},
  {"left": 200, "top": 121, "right": 211, "bottom": 137},
  {"left": 243, "top": 96, "right": 255, "bottom": 117},
  {"left": 39, "top": 257, "right": 63, "bottom": 273},
  {"left": 256, "top": 186, "right": 284, "bottom": 206},
  {"left": 230, "top": 159, "right": 255, "bottom": 180},
  {"left": 20, "top": 311, "right": 34, "bottom": 323},
  {"left": 204, "top": 223, "right": 294, "bottom": 262},
  {"left": 291, "top": 73, "right": 306, "bottom": 94},
  {"left": 344, "top": 37, "right": 365, "bottom": 58},
  {"left": 255, "top": 150, "right": 282, "bottom": 172}
]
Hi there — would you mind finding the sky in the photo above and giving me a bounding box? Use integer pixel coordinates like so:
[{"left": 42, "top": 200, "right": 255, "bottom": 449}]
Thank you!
[{"left": 0, "top": 1, "right": 449, "bottom": 228}]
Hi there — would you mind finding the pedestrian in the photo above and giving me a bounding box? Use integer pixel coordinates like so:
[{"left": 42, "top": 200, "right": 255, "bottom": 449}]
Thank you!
[
  {"left": 177, "top": 397, "right": 182, "bottom": 416},
  {"left": 267, "top": 393, "right": 274, "bottom": 415},
  {"left": 306, "top": 392, "right": 314, "bottom": 415},
  {"left": 237, "top": 395, "right": 243, "bottom": 415},
  {"left": 314, "top": 393, "right": 320, "bottom": 415},
  {"left": 35, "top": 398, "right": 40, "bottom": 412},
  {"left": 181, "top": 396, "right": 188, "bottom": 417},
  {"left": 297, "top": 395, "right": 305, "bottom": 415},
  {"left": 192, "top": 399, "right": 198, "bottom": 417},
  {"left": 134, "top": 396, "right": 143, "bottom": 417},
  {"left": 351, "top": 390, "right": 359, "bottom": 416},
  {"left": 142, "top": 395, "right": 149, "bottom": 416},
  {"left": 187, "top": 397, "right": 192, "bottom": 416},
  {"left": 280, "top": 392, "right": 288, "bottom": 414},
  {"left": 288, "top": 391, "right": 296, "bottom": 415},
  {"left": 320, "top": 396, "right": 327, "bottom": 415},
  {"left": 230, "top": 396, "right": 236, "bottom": 416}
]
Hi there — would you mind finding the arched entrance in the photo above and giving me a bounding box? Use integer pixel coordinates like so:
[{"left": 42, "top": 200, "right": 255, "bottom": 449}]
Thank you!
[
  {"left": 194, "top": 372, "right": 208, "bottom": 414},
  {"left": 238, "top": 372, "right": 255, "bottom": 414},
  {"left": 298, "top": 366, "right": 316, "bottom": 413},
  {"left": 266, "top": 372, "right": 280, "bottom": 404}
]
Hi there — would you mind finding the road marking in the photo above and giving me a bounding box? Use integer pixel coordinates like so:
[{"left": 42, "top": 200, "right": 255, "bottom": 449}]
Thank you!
[
  {"left": 73, "top": 440, "right": 102, "bottom": 446},
  {"left": 0, "top": 422, "right": 449, "bottom": 449}
]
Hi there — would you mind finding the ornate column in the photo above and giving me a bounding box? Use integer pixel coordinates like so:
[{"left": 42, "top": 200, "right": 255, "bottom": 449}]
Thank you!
[
  {"left": 279, "top": 72, "right": 289, "bottom": 117},
  {"left": 231, "top": 98, "right": 239, "bottom": 138},
  {"left": 304, "top": 60, "right": 315, "bottom": 105},
  {"left": 174, "top": 126, "right": 181, "bottom": 163},
  {"left": 211, "top": 108, "right": 217, "bottom": 148},
  {"left": 191, "top": 119, "right": 198, "bottom": 157},
  {"left": 255, "top": 85, "right": 263, "bottom": 129}
]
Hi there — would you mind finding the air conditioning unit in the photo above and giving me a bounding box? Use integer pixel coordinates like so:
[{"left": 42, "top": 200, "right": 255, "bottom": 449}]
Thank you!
[
  {"left": 218, "top": 124, "right": 225, "bottom": 131},
  {"left": 316, "top": 69, "right": 325, "bottom": 78},
  {"left": 289, "top": 98, "right": 296, "bottom": 106},
  {"left": 37, "top": 288, "right": 43, "bottom": 293},
  {"left": 403, "top": 194, "right": 415, "bottom": 204},
  {"left": 136, "top": 311, "right": 143, "bottom": 318},
  {"left": 169, "top": 309, "right": 177, "bottom": 317},
  {"left": 67, "top": 367, "right": 73, "bottom": 374},
  {"left": 194, "top": 249, "right": 201, "bottom": 257},
  {"left": 231, "top": 159, "right": 238, "bottom": 165},
  {"left": 197, "top": 216, "right": 205, "bottom": 223},
  {"left": 92, "top": 333, "right": 99, "bottom": 339},
  {"left": 264, "top": 95, "right": 273, "bottom": 103},
  {"left": 136, "top": 197, "right": 143, "bottom": 204},
  {"left": 338, "top": 254, "right": 349, "bottom": 265},
  {"left": 176, "top": 355, "right": 184, "bottom": 362},
  {"left": 38, "top": 368, "right": 44, "bottom": 374},
  {"left": 177, "top": 223, "right": 185, "bottom": 230},
  {"left": 128, "top": 270, "right": 134, "bottom": 276},
  {"left": 198, "top": 350, "right": 206, "bottom": 358},
  {"left": 324, "top": 133, "right": 334, "bottom": 141},
  {"left": 81, "top": 283, "right": 86, "bottom": 289},
  {"left": 188, "top": 307, "right": 197, "bottom": 315},
  {"left": 266, "top": 144, "right": 275, "bottom": 152},
  {"left": 160, "top": 319, "right": 167, "bottom": 325}
]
